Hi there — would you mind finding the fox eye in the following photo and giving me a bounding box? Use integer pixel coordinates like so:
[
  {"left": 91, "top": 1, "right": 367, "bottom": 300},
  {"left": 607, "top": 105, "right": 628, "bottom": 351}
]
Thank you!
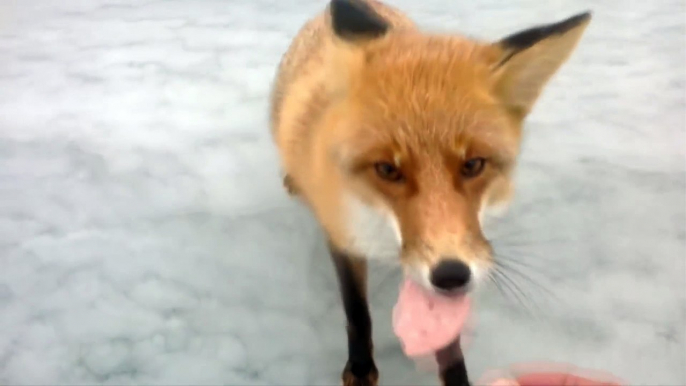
[
  {"left": 374, "top": 162, "right": 404, "bottom": 182},
  {"left": 460, "top": 157, "right": 486, "bottom": 178}
]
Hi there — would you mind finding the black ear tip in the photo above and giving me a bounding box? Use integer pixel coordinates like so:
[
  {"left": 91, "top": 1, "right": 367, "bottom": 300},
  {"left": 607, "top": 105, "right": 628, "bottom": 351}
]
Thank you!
[
  {"left": 330, "top": 0, "right": 352, "bottom": 11},
  {"left": 330, "top": 0, "right": 389, "bottom": 40},
  {"left": 549, "top": 11, "right": 592, "bottom": 36},
  {"left": 568, "top": 11, "right": 593, "bottom": 25},
  {"left": 330, "top": 0, "right": 366, "bottom": 19},
  {"left": 499, "top": 10, "right": 593, "bottom": 52}
]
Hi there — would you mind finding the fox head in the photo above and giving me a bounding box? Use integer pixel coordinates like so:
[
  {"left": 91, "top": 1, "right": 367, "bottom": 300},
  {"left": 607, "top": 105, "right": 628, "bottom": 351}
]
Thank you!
[{"left": 322, "top": 0, "right": 591, "bottom": 292}]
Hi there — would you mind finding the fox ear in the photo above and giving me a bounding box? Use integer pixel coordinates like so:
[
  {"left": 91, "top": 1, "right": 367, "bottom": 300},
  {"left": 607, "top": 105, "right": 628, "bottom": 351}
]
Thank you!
[
  {"left": 325, "top": 0, "right": 389, "bottom": 94},
  {"left": 490, "top": 12, "right": 592, "bottom": 118},
  {"left": 330, "top": 0, "right": 389, "bottom": 42}
]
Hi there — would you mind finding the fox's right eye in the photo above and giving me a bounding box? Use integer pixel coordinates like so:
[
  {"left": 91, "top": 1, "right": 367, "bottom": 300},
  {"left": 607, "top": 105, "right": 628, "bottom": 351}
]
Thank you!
[
  {"left": 374, "top": 162, "right": 404, "bottom": 182},
  {"left": 460, "top": 157, "right": 486, "bottom": 178}
]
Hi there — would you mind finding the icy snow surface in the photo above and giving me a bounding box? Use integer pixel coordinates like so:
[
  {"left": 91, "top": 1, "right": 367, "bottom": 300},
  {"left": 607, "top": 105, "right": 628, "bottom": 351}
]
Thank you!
[{"left": 0, "top": 0, "right": 684, "bottom": 384}]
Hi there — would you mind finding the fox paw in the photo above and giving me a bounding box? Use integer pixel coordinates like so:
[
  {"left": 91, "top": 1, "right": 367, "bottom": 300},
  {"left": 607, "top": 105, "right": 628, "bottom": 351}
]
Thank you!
[
  {"left": 283, "top": 174, "right": 299, "bottom": 196},
  {"left": 342, "top": 360, "right": 378, "bottom": 386}
]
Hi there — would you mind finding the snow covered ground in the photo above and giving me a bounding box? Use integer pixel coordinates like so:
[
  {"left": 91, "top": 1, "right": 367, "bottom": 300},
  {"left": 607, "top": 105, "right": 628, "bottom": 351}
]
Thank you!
[{"left": 0, "top": 0, "right": 684, "bottom": 384}]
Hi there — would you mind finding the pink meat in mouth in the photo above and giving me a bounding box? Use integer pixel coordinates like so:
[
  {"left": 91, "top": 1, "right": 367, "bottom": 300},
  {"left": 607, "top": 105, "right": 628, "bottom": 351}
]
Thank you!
[{"left": 392, "top": 278, "right": 471, "bottom": 357}]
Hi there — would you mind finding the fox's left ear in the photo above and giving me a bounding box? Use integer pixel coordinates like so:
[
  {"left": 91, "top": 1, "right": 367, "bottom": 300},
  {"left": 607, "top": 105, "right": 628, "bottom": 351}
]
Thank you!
[
  {"left": 489, "top": 12, "right": 592, "bottom": 118},
  {"left": 330, "top": 0, "right": 389, "bottom": 43},
  {"left": 325, "top": 0, "right": 391, "bottom": 94}
]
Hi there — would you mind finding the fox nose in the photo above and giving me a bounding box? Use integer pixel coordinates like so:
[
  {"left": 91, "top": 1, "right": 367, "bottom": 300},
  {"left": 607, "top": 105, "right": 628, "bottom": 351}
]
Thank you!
[{"left": 430, "top": 259, "right": 472, "bottom": 292}]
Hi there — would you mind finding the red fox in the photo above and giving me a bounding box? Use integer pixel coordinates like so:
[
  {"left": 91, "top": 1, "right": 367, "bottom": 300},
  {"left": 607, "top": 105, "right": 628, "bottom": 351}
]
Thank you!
[{"left": 270, "top": 1, "right": 591, "bottom": 385}]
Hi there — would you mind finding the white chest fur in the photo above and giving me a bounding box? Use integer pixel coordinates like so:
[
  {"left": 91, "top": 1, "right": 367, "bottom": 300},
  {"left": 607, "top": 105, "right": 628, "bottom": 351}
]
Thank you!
[{"left": 342, "top": 194, "right": 403, "bottom": 261}]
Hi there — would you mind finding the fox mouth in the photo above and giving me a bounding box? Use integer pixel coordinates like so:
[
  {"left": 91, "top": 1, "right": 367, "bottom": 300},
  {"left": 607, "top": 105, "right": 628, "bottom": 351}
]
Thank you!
[{"left": 392, "top": 277, "right": 471, "bottom": 358}]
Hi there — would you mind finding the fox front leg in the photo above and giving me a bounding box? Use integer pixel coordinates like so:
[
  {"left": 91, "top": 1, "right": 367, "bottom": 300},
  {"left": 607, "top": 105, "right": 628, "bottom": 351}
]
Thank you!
[{"left": 329, "top": 245, "right": 378, "bottom": 386}]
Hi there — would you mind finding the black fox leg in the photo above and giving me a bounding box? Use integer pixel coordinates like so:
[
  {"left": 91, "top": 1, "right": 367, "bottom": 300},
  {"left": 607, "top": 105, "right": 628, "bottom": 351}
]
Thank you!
[
  {"left": 329, "top": 245, "right": 378, "bottom": 386},
  {"left": 438, "top": 338, "right": 470, "bottom": 386}
]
